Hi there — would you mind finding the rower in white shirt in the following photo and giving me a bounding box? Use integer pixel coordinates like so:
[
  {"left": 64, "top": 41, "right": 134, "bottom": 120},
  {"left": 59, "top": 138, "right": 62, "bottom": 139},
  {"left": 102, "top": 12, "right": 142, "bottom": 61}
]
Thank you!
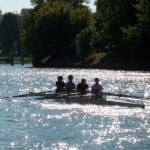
[
  {"left": 65, "top": 75, "right": 76, "bottom": 93},
  {"left": 91, "top": 78, "right": 103, "bottom": 97}
]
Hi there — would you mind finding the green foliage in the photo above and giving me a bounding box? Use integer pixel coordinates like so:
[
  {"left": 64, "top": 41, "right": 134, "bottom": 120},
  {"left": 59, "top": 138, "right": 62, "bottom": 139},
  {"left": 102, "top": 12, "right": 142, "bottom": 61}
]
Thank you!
[
  {"left": 136, "top": 0, "right": 150, "bottom": 25},
  {"left": 96, "top": 0, "right": 137, "bottom": 53},
  {"left": 135, "top": 0, "right": 150, "bottom": 59},
  {"left": 121, "top": 26, "right": 140, "bottom": 58},
  {"left": 0, "top": 13, "right": 20, "bottom": 55},
  {"left": 22, "top": 0, "right": 92, "bottom": 66},
  {"left": 119, "top": 0, "right": 150, "bottom": 60},
  {"left": 30, "top": 0, "right": 90, "bottom": 8},
  {"left": 94, "top": 0, "right": 150, "bottom": 63},
  {"left": 76, "top": 27, "right": 94, "bottom": 63},
  {"left": 23, "top": 0, "right": 150, "bottom": 66}
]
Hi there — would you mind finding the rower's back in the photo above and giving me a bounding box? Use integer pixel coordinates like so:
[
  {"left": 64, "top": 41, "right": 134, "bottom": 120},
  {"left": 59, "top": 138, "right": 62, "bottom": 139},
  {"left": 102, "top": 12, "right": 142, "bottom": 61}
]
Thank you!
[
  {"left": 91, "top": 78, "right": 103, "bottom": 97},
  {"left": 56, "top": 76, "right": 65, "bottom": 93},
  {"left": 77, "top": 78, "right": 89, "bottom": 94},
  {"left": 65, "top": 75, "right": 76, "bottom": 93}
]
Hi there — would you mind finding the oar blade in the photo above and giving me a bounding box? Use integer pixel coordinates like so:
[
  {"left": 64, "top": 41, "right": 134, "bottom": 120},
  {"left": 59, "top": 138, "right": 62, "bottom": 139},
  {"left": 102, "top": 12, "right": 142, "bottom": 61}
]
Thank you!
[{"left": 103, "top": 92, "right": 144, "bottom": 99}]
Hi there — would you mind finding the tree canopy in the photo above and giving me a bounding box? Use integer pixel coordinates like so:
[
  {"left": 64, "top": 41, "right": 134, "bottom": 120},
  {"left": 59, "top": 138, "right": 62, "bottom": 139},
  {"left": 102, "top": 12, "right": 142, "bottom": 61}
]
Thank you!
[
  {"left": 22, "top": 0, "right": 91, "bottom": 66},
  {"left": 20, "top": 0, "right": 150, "bottom": 67},
  {"left": 30, "top": 0, "right": 90, "bottom": 8},
  {"left": 0, "top": 13, "right": 20, "bottom": 55}
]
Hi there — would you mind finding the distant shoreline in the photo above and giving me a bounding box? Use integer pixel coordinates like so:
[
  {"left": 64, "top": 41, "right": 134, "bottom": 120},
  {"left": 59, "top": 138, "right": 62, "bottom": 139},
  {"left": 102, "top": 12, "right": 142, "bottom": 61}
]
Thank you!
[
  {"left": 36, "top": 53, "right": 150, "bottom": 71},
  {"left": 1, "top": 60, "right": 149, "bottom": 71},
  {"left": 33, "top": 63, "right": 150, "bottom": 72}
]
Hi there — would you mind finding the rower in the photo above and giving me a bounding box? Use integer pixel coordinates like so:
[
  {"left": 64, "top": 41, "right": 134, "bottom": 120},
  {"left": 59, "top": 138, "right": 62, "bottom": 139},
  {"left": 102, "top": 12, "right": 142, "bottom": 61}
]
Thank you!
[
  {"left": 65, "top": 75, "right": 76, "bottom": 93},
  {"left": 77, "top": 79, "right": 89, "bottom": 95},
  {"left": 91, "top": 78, "right": 103, "bottom": 97},
  {"left": 55, "top": 76, "right": 65, "bottom": 93}
]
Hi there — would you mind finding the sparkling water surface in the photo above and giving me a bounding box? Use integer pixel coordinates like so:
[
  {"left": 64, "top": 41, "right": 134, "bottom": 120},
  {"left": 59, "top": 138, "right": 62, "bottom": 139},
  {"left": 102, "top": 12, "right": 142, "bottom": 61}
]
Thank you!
[{"left": 0, "top": 64, "right": 150, "bottom": 149}]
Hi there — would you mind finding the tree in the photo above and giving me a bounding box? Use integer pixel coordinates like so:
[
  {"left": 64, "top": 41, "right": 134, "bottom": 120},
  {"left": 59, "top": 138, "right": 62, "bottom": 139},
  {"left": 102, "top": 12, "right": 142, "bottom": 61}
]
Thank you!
[
  {"left": 1, "top": 13, "right": 20, "bottom": 55},
  {"left": 76, "top": 27, "right": 94, "bottom": 63},
  {"left": 95, "top": 0, "right": 137, "bottom": 53},
  {"left": 30, "top": 0, "right": 90, "bottom": 8},
  {"left": 120, "top": 0, "right": 150, "bottom": 61},
  {"left": 136, "top": 0, "right": 150, "bottom": 60},
  {"left": 22, "top": 0, "right": 92, "bottom": 66}
]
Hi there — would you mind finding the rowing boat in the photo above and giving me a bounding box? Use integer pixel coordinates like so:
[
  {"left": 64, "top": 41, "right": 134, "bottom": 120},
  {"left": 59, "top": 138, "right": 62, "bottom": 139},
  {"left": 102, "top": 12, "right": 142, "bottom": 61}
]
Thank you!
[
  {"left": 0, "top": 90, "right": 145, "bottom": 109},
  {"left": 29, "top": 92, "right": 145, "bottom": 109},
  {"left": 51, "top": 96, "right": 144, "bottom": 109},
  {"left": 60, "top": 99, "right": 144, "bottom": 108}
]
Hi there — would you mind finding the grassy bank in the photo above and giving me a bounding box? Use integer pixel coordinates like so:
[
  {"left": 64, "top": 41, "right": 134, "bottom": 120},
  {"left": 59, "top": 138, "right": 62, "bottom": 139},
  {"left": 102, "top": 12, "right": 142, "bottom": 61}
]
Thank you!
[{"left": 0, "top": 56, "right": 31, "bottom": 64}]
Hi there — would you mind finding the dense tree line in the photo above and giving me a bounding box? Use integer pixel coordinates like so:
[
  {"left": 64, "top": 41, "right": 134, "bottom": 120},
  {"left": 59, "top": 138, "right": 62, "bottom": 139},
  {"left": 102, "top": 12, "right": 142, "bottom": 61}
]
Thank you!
[
  {"left": 96, "top": 0, "right": 150, "bottom": 63},
  {"left": 21, "top": 0, "right": 92, "bottom": 66},
  {"left": 0, "top": 0, "right": 150, "bottom": 67},
  {"left": 0, "top": 12, "right": 21, "bottom": 56}
]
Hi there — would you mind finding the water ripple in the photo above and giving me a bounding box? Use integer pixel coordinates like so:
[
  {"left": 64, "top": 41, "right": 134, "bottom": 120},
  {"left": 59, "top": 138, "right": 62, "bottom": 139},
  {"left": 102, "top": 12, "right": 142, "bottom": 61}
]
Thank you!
[{"left": 0, "top": 64, "right": 150, "bottom": 149}]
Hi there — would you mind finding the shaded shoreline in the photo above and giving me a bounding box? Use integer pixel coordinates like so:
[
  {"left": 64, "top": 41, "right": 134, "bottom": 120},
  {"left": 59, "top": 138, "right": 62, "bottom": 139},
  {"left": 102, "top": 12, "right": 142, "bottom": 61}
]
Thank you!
[
  {"left": 38, "top": 63, "right": 150, "bottom": 72},
  {"left": 38, "top": 54, "right": 150, "bottom": 71},
  {"left": 1, "top": 59, "right": 149, "bottom": 71},
  {"left": 1, "top": 62, "right": 149, "bottom": 71}
]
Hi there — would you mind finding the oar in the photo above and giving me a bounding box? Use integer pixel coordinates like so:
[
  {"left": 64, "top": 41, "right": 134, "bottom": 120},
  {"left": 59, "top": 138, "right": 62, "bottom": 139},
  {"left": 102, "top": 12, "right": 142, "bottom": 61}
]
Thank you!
[
  {"left": 0, "top": 93, "right": 31, "bottom": 99},
  {"left": 29, "top": 90, "right": 54, "bottom": 94},
  {"left": 0, "top": 90, "right": 54, "bottom": 99},
  {"left": 33, "top": 92, "right": 94, "bottom": 101},
  {"left": 29, "top": 90, "right": 55, "bottom": 96},
  {"left": 103, "top": 92, "right": 145, "bottom": 99},
  {"left": 10, "top": 91, "right": 74, "bottom": 99}
]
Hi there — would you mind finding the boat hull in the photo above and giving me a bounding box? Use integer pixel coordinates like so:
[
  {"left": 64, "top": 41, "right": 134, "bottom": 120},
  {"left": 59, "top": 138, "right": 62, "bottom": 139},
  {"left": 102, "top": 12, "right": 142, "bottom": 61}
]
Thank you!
[
  {"left": 44, "top": 95, "right": 145, "bottom": 109},
  {"left": 29, "top": 92, "right": 145, "bottom": 109}
]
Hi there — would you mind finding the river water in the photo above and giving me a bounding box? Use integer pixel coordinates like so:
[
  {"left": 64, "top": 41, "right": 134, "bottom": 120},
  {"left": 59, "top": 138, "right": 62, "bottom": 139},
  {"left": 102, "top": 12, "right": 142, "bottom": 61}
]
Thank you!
[{"left": 0, "top": 64, "right": 150, "bottom": 150}]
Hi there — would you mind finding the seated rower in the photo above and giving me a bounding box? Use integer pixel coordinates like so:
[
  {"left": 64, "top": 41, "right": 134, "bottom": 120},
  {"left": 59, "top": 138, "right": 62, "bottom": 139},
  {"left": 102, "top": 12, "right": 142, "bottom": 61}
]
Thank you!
[
  {"left": 65, "top": 75, "right": 76, "bottom": 93},
  {"left": 91, "top": 78, "right": 103, "bottom": 97},
  {"left": 55, "top": 76, "right": 65, "bottom": 93},
  {"left": 77, "top": 79, "right": 89, "bottom": 95}
]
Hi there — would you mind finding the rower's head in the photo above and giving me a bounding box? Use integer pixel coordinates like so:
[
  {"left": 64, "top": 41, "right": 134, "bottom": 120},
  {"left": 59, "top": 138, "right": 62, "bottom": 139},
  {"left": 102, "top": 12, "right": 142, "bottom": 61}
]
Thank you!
[
  {"left": 94, "top": 78, "right": 99, "bottom": 84},
  {"left": 81, "top": 78, "right": 86, "bottom": 84},
  {"left": 68, "top": 75, "right": 73, "bottom": 81},
  {"left": 58, "top": 76, "right": 63, "bottom": 81}
]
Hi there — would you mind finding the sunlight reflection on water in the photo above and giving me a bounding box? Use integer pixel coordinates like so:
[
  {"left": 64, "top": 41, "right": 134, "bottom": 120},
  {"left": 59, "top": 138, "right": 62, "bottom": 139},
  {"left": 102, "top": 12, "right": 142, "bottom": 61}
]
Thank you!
[{"left": 0, "top": 64, "right": 150, "bottom": 149}]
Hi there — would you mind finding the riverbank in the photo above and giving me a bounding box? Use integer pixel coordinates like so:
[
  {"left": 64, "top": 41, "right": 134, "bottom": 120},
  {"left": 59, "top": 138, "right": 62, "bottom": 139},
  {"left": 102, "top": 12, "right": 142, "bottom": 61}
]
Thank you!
[
  {"left": 42, "top": 53, "right": 150, "bottom": 71},
  {"left": 45, "top": 63, "right": 150, "bottom": 71},
  {"left": 1, "top": 53, "right": 149, "bottom": 71},
  {"left": 0, "top": 56, "right": 31, "bottom": 65}
]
